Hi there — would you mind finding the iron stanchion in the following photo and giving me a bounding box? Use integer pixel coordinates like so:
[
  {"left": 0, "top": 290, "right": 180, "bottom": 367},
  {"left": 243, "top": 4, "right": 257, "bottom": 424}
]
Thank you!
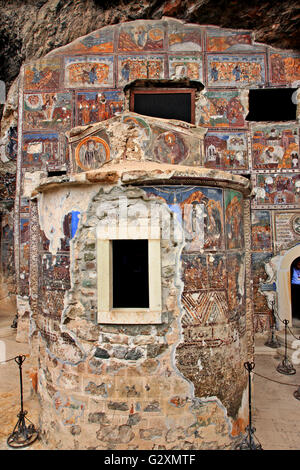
[
  {"left": 276, "top": 319, "right": 296, "bottom": 375},
  {"left": 265, "top": 301, "right": 280, "bottom": 349},
  {"left": 236, "top": 362, "right": 262, "bottom": 450},
  {"left": 7, "top": 355, "right": 39, "bottom": 448}
]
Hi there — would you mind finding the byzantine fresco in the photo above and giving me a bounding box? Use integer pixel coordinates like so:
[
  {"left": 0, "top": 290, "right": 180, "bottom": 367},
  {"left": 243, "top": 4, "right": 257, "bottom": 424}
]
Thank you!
[
  {"left": 224, "top": 190, "right": 244, "bottom": 250},
  {"left": 143, "top": 186, "right": 224, "bottom": 251},
  {"left": 0, "top": 214, "right": 15, "bottom": 280},
  {"left": 24, "top": 59, "right": 60, "bottom": 91},
  {"left": 251, "top": 252, "right": 273, "bottom": 315},
  {"left": 168, "top": 55, "right": 203, "bottom": 81},
  {"left": 254, "top": 173, "right": 300, "bottom": 207},
  {"left": 197, "top": 90, "right": 247, "bottom": 128},
  {"left": 118, "top": 22, "right": 164, "bottom": 51},
  {"left": 207, "top": 54, "right": 266, "bottom": 87},
  {"left": 64, "top": 56, "right": 114, "bottom": 88},
  {"left": 167, "top": 22, "right": 202, "bottom": 52},
  {"left": 181, "top": 290, "right": 228, "bottom": 327},
  {"left": 74, "top": 135, "right": 110, "bottom": 171},
  {"left": 204, "top": 131, "right": 248, "bottom": 170},
  {"left": 227, "top": 252, "right": 245, "bottom": 319},
  {"left": 207, "top": 253, "right": 227, "bottom": 290},
  {"left": 252, "top": 125, "right": 299, "bottom": 170},
  {"left": 118, "top": 55, "right": 164, "bottom": 85},
  {"left": 181, "top": 253, "right": 209, "bottom": 291},
  {"left": 122, "top": 115, "right": 152, "bottom": 153},
  {"left": 22, "top": 133, "right": 63, "bottom": 168},
  {"left": 42, "top": 253, "right": 71, "bottom": 291},
  {"left": 270, "top": 52, "right": 300, "bottom": 84},
  {"left": 153, "top": 130, "right": 188, "bottom": 165},
  {"left": 5, "top": 126, "right": 18, "bottom": 161},
  {"left": 62, "top": 28, "right": 114, "bottom": 54},
  {"left": 76, "top": 91, "right": 124, "bottom": 126},
  {"left": 251, "top": 210, "right": 272, "bottom": 252},
  {"left": 273, "top": 211, "right": 300, "bottom": 253},
  {"left": 206, "top": 28, "right": 253, "bottom": 52},
  {"left": 24, "top": 92, "right": 72, "bottom": 130}
]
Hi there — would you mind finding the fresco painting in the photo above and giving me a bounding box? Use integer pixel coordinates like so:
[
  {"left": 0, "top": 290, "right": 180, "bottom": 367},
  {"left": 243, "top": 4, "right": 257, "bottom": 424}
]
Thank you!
[
  {"left": 204, "top": 131, "right": 248, "bottom": 170},
  {"left": 207, "top": 254, "right": 227, "bottom": 289},
  {"left": 270, "top": 53, "right": 300, "bottom": 84},
  {"left": 168, "top": 23, "right": 202, "bottom": 51},
  {"left": 24, "top": 92, "right": 72, "bottom": 130},
  {"left": 197, "top": 90, "right": 247, "bottom": 128},
  {"left": 24, "top": 60, "right": 61, "bottom": 91},
  {"left": 206, "top": 28, "right": 252, "bottom": 52},
  {"left": 252, "top": 125, "right": 299, "bottom": 170},
  {"left": 69, "top": 28, "right": 114, "bottom": 53},
  {"left": 251, "top": 253, "right": 273, "bottom": 315},
  {"left": 118, "top": 55, "right": 164, "bottom": 85},
  {"left": 168, "top": 55, "right": 203, "bottom": 81},
  {"left": 22, "top": 133, "right": 62, "bottom": 168},
  {"left": 207, "top": 54, "right": 266, "bottom": 86},
  {"left": 251, "top": 210, "right": 272, "bottom": 252},
  {"left": 181, "top": 253, "right": 208, "bottom": 291},
  {"left": 76, "top": 91, "right": 124, "bottom": 126},
  {"left": 118, "top": 23, "right": 164, "bottom": 51},
  {"left": 153, "top": 130, "right": 188, "bottom": 164},
  {"left": 227, "top": 252, "right": 245, "bottom": 318},
  {"left": 224, "top": 190, "right": 244, "bottom": 250},
  {"left": 74, "top": 135, "right": 110, "bottom": 171},
  {"left": 65, "top": 56, "right": 114, "bottom": 88},
  {"left": 254, "top": 173, "right": 300, "bottom": 206}
]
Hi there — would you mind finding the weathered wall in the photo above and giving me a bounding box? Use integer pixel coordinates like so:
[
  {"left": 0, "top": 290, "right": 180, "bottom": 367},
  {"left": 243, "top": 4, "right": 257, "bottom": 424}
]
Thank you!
[{"left": 33, "top": 172, "right": 251, "bottom": 449}]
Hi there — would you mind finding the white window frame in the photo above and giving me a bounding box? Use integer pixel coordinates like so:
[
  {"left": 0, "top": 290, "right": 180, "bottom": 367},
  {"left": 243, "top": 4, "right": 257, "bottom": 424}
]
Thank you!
[{"left": 96, "top": 223, "right": 162, "bottom": 324}]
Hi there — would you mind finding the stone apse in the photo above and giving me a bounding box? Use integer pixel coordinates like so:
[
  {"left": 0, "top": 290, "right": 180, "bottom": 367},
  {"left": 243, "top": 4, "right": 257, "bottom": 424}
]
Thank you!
[{"left": 14, "top": 19, "right": 300, "bottom": 449}]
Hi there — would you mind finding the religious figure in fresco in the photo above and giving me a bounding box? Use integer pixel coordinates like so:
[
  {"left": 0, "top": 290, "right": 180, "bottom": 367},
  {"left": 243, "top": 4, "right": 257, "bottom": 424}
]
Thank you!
[
  {"left": 154, "top": 131, "right": 188, "bottom": 165},
  {"left": 75, "top": 136, "right": 110, "bottom": 171}
]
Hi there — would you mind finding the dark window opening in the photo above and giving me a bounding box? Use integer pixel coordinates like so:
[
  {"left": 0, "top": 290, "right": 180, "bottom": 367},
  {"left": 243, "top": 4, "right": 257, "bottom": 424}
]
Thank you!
[
  {"left": 291, "top": 256, "right": 300, "bottom": 324},
  {"left": 247, "top": 88, "right": 297, "bottom": 122},
  {"left": 112, "top": 239, "right": 149, "bottom": 308},
  {"left": 47, "top": 170, "right": 67, "bottom": 177},
  {"left": 130, "top": 89, "right": 195, "bottom": 123}
]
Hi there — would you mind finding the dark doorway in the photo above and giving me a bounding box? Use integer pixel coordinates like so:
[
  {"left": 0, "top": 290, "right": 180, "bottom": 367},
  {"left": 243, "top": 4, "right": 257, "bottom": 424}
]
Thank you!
[
  {"left": 130, "top": 89, "right": 195, "bottom": 123},
  {"left": 112, "top": 239, "right": 149, "bottom": 308},
  {"left": 291, "top": 256, "right": 300, "bottom": 325}
]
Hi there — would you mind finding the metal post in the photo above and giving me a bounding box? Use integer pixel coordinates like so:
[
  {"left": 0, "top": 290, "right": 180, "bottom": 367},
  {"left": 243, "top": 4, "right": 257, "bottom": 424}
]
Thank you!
[
  {"left": 276, "top": 320, "right": 296, "bottom": 375},
  {"left": 7, "top": 355, "right": 39, "bottom": 448},
  {"left": 265, "top": 301, "right": 280, "bottom": 349},
  {"left": 236, "top": 362, "right": 262, "bottom": 450}
]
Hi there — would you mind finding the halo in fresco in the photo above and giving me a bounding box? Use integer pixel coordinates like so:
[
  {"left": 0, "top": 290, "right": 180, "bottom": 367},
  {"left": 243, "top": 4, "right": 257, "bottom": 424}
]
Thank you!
[{"left": 75, "top": 136, "right": 110, "bottom": 171}]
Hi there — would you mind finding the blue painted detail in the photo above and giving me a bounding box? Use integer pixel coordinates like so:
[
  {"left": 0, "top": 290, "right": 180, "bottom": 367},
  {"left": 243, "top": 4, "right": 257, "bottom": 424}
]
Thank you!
[{"left": 71, "top": 211, "right": 80, "bottom": 239}]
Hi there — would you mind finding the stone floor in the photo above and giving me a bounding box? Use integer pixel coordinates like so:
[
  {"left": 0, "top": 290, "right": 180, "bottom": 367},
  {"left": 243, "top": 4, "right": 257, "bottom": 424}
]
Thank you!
[{"left": 1, "top": 298, "right": 300, "bottom": 450}]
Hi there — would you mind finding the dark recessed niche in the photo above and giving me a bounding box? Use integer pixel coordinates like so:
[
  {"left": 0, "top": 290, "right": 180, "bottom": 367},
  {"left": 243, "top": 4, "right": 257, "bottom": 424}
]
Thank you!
[
  {"left": 246, "top": 88, "right": 297, "bottom": 121},
  {"left": 130, "top": 88, "right": 195, "bottom": 123},
  {"left": 112, "top": 239, "right": 149, "bottom": 309}
]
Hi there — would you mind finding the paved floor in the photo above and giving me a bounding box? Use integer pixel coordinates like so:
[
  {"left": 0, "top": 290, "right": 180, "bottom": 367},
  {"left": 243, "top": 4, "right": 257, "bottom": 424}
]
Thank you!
[{"left": 0, "top": 298, "right": 300, "bottom": 450}]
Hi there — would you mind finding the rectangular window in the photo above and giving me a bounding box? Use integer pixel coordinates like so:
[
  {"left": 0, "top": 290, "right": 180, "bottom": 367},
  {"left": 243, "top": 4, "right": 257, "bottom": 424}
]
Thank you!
[
  {"left": 112, "top": 239, "right": 149, "bottom": 308},
  {"left": 130, "top": 88, "right": 195, "bottom": 123},
  {"left": 97, "top": 229, "right": 162, "bottom": 324},
  {"left": 247, "top": 88, "right": 297, "bottom": 121}
]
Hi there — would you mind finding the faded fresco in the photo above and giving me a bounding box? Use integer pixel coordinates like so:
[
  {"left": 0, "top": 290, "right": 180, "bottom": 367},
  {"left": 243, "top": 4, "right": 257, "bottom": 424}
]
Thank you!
[
  {"left": 118, "top": 55, "right": 164, "bottom": 85},
  {"left": 251, "top": 210, "right": 272, "bottom": 252},
  {"left": 76, "top": 91, "right": 124, "bottom": 126},
  {"left": 22, "top": 132, "right": 63, "bottom": 168},
  {"left": 273, "top": 211, "right": 300, "bottom": 253},
  {"left": 24, "top": 92, "right": 73, "bottom": 130},
  {"left": 74, "top": 135, "right": 110, "bottom": 171},
  {"left": 168, "top": 55, "right": 203, "bottom": 81},
  {"left": 224, "top": 190, "right": 244, "bottom": 249},
  {"left": 254, "top": 173, "right": 300, "bottom": 207},
  {"left": 197, "top": 90, "right": 247, "bottom": 128},
  {"left": 168, "top": 22, "right": 202, "bottom": 51},
  {"left": 270, "top": 52, "right": 300, "bottom": 84},
  {"left": 118, "top": 22, "right": 164, "bottom": 51},
  {"left": 207, "top": 54, "right": 266, "bottom": 86},
  {"left": 204, "top": 131, "right": 248, "bottom": 170},
  {"left": 252, "top": 125, "right": 299, "bottom": 170},
  {"left": 206, "top": 28, "right": 252, "bottom": 52},
  {"left": 24, "top": 60, "right": 60, "bottom": 91},
  {"left": 64, "top": 56, "right": 114, "bottom": 88}
]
